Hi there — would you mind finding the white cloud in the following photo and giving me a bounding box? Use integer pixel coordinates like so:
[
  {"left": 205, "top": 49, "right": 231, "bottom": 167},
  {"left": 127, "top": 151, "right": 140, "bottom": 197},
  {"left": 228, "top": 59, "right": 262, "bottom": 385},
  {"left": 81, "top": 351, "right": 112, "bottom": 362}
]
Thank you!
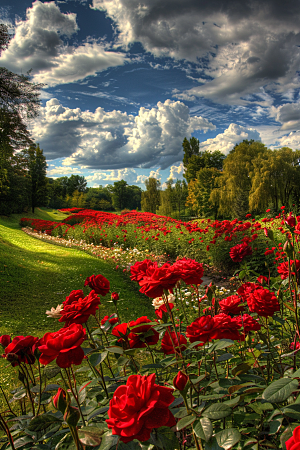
[
  {"left": 30, "top": 98, "right": 216, "bottom": 169},
  {"left": 47, "top": 166, "right": 82, "bottom": 176},
  {"left": 168, "top": 162, "right": 184, "bottom": 180},
  {"left": 270, "top": 102, "right": 300, "bottom": 130},
  {"left": 0, "top": 1, "right": 127, "bottom": 87},
  {"left": 200, "top": 123, "right": 261, "bottom": 154},
  {"left": 274, "top": 131, "right": 300, "bottom": 150}
]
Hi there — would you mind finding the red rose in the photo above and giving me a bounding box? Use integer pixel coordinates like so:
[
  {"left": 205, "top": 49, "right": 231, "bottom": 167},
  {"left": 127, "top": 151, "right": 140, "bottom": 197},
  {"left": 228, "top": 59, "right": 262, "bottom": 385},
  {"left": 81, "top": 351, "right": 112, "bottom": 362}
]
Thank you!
[
  {"left": 213, "top": 313, "right": 241, "bottom": 341},
  {"left": 84, "top": 274, "right": 110, "bottom": 296},
  {"left": 247, "top": 287, "right": 280, "bottom": 318},
  {"left": 106, "top": 373, "right": 176, "bottom": 442},
  {"left": 285, "top": 213, "right": 296, "bottom": 228},
  {"left": 38, "top": 324, "right": 86, "bottom": 368},
  {"left": 277, "top": 260, "right": 300, "bottom": 280},
  {"left": 4, "top": 335, "right": 39, "bottom": 367},
  {"left": 257, "top": 275, "right": 269, "bottom": 286},
  {"left": 130, "top": 260, "right": 156, "bottom": 282},
  {"left": 219, "top": 295, "right": 244, "bottom": 315},
  {"left": 0, "top": 335, "right": 11, "bottom": 348},
  {"left": 138, "top": 263, "right": 180, "bottom": 298},
  {"left": 101, "top": 314, "right": 119, "bottom": 326},
  {"left": 229, "top": 242, "right": 252, "bottom": 262},
  {"left": 237, "top": 282, "right": 259, "bottom": 300},
  {"left": 155, "top": 303, "right": 174, "bottom": 320},
  {"left": 128, "top": 317, "right": 159, "bottom": 349},
  {"left": 172, "top": 258, "right": 204, "bottom": 285},
  {"left": 59, "top": 290, "right": 100, "bottom": 326},
  {"left": 186, "top": 315, "right": 217, "bottom": 345},
  {"left": 286, "top": 425, "right": 300, "bottom": 450},
  {"left": 64, "top": 290, "right": 85, "bottom": 307},
  {"left": 173, "top": 371, "right": 189, "bottom": 391},
  {"left": 112, "top": 323, "right": 130, "bottom": 348},
  {"left": 111, "top": 292, "right": 119, "bottom": 302},
  {"left": 161, "top": 330, "right": 187, "bottom": 355},
  {"left": 53, "top": 388, "right": 67, "bottom": 413},
  {"left": 233, "top": 314, "right": 261, "bottom": 338}
]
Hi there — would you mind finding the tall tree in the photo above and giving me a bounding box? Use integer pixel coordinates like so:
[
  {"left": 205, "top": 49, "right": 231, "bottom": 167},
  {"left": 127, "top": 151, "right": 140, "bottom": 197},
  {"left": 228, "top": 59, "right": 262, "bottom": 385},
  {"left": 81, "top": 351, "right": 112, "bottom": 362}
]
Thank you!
[
  {"left": 66, "top": 174, "right": 87, "bottom": 196},
  {"left": 141, "top": 177, "right": 161, "bottom": 213},
  {"left": 22, "top": 144, "right": 47, "bottom": 213},
  {"left": 111, "top": 180, "right": 129, "bottom": 210},
  {"left": 186, "top": 168, "right": 221, "bottom": 218}
]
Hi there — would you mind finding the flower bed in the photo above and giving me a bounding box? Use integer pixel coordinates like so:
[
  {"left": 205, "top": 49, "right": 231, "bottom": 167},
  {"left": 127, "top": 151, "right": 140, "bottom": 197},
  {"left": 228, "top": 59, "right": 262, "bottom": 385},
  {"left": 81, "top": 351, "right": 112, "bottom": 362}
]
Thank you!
[{"left": 2, "top": 210, "right": 300, "bottom": 450}]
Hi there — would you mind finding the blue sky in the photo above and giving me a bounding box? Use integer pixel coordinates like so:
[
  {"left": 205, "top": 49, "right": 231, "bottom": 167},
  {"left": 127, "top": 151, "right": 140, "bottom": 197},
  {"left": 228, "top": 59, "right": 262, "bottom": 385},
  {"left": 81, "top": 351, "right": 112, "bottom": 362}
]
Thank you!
[{"left": 2, "top": 0, "right": 300, "bottom": 188}]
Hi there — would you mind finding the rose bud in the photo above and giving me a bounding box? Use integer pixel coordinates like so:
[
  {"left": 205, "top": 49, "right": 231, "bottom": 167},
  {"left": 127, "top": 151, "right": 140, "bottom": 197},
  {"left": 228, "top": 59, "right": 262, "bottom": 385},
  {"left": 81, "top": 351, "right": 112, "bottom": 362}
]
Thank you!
[
  {"left": 173, "top": 370, "right": 189, "bottom": 391},
  {"left": 64, "top": 404, "right": 80, "bottom": 427},
  {"left": 111, "top": 292, "right": 119, "bottom": 302},
  {"left": 285, "top": 213, "right": 296, "bottom": 228},
  {"left": 53, "top": 388, "right": 67, "bottom": 414},
  {"left": 0, "top": 335, "right": 11, "bottom": 348}
]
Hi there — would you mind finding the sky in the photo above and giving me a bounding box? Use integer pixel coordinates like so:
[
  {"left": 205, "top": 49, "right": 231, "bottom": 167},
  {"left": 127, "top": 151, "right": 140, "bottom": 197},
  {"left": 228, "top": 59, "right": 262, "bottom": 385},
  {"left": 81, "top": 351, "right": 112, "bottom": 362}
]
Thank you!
[{"left": 1, "top": 0, "right": 300, "bottom": 188}]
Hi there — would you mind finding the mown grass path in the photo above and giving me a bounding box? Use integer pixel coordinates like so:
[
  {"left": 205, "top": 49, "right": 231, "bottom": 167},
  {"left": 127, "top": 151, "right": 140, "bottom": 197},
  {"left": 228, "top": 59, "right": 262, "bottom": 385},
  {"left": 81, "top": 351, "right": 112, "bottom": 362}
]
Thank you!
[{"left": 0, "top": 210, "right": 154, "bottom": 400}]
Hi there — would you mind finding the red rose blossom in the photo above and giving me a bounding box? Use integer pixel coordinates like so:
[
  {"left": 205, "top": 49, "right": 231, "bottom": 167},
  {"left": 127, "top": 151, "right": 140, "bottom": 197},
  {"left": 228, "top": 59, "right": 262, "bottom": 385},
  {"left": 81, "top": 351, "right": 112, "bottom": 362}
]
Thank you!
[
  {"left": 277, "top": 260, "right": 300, "bottom": 280},
  {"left": 64, "top": 290, "right": 85, "bottom": 307},
  {"left": 161, "top": 330, "right": 187, "bottom": 355},
  {"left": 247, "top": 287, "right": 280, "bottom": 318},
  {"left": 138, "top": 263, "right": 180, "bottom": 298},
  {"left": 286, "top": 425, "right": 300, "bottom": 450},
  {"left": 0, "top": 335, "right": 11, "bottom": 348},
  {"left": 111, "top": 292, "right": 119, "bottom": 302},
  {"left": 3, "top": 335, "right": 39, "bottom": 367},
  {"left": 186, "top": 315, "right": 217, "bottom": 345},
  {"left": 172, "top": 258, "right": 204, "bottom": 285},
  {"left": 173, "top": 371, "right": 188, "bottom": 391},
  {"left": 84, "top": 274, "right": 110, "bottom": 296},
  {"left": 234, "top": 314, "right": 261, "bottom": 337},
  {"left": 229, "top": 242, "right": 253, "bottom": 262},
  {"left": 155, "top": 303, "right": 174, "bottom": 320},
  {"left": 128, "top": 317, "right": 159, "bottom": 349},
  {"left": 38, "top": 324, "right": 86, "bottom": 368},
  {"left": 106, "top": 373, "right": 176, "bottom": 443},
  {"left": 130, "top": 260, "right": 155, "bottom": 282},
  {"left": 101, "top": 314, "right": 119, "bottom": 326},
  {"left": 237, "top": 282, "right": 259, "bottom": 301},
  {"left": 213, "top": 313, "right": 241, "bottom": 341},
  {"left": 219, "top": 295, "right": 244, "bottom": 315},
  {"left": 59, "top": 290, "right": 100, "bottom": 326}
]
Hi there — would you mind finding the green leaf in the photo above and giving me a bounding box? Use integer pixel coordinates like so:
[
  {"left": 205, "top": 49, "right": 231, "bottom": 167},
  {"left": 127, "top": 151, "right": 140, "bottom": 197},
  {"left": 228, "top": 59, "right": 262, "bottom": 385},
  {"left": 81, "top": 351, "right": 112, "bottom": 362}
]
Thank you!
[
  {"left": 150, "top": 426, "right": 179, "bottom": 450},
  {"left": 106, "top": 346, "right": 124, "bottom": 354},
  {"left": 215, "top": 428, "right": 241, "bottom": 450},
  {"left": 283, "top": 404, "right": 300, "bottom": 419},
  {"left": 11, "top": 437, "right": 34, "bottom": 449},
  {"left": 239, "top": 270, "right": 246, "bottom": 280},
  {"left": 78, "top": 426, "right": 107, "bottom": 446},
  {"left": 118, "top": 441, "right": 143, "bottom": 450},
  {"left": 89, "top": 351, "right": 108, "bottom": 367},
  {"left": 44, "top": 365, "right": 61, "bottom": 379},
  {"left": 217, "top": 353, "right": 234, "bottom": 362},
  {"left": 231, "top": 363, "right": 251, "bottom": 376},
  {"left": 193, "top": 418, "right": 213, "bottom": 442},
  {"left": 99, "top": 433, "right": 119, "bottom": 450},
  {"left": 28, "top": 414, "right": 62, "bottom": 432},
  {"left": 208, "top": 339, "right": 234, "bottom": 353},
  {"left": 280, "top": 424, "right": 300, "bottom": 450},
  {"left": 176, "top": 414, "right": 196, "bottom": 431},
  {"left": 262, "top": 378, "right": 299, "bottom": 403},
  {"left": 55, "top": 433, "right": 76, "bottom": 450},
  {"left": 202, "top": 404, "right": 232, "bottom": 420}
]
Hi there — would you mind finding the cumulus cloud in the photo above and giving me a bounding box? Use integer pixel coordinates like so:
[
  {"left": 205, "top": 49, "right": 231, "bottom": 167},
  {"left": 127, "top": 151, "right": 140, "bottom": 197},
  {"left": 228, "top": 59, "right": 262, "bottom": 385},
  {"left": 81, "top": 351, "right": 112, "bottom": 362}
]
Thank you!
[
  {"left": 93, "top": 0, "right": 300, "bottom": 104},
  {"left": 0, "top": 1, "right": 127, "bottom": 86},
  {"left": 270, "top": 102, "right": 300, "bottom": 130},
  {"left": 47, "top": 166, "right": 82, "bottom": 176},
  {"left": 168, "top": 162, "right": 184, "bottom": 180},
  {"left": 86, "top": 168, "right": 139, "bottom": 185},
  {"left": 200, "top": 123, "right": 261, "bottom": 154},
  {"left": 274, "top": 131, "right": 300, "bottom": 150},
  {"left": 30, "top": 98, "right": 216, "bottom": 169}
]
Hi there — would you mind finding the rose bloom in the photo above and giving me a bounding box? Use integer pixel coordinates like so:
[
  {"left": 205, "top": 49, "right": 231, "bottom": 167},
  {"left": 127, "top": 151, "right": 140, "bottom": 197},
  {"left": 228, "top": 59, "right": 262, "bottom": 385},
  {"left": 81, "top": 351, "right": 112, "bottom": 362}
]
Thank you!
[
  {"left": 237, "top": 282, "right": 259, "bottom": 301},
  {"left": 234, "top": 314, "right": 261, "bottom": 337},
  {"left": 38, "top": 323, "right": 86, "bottom": 368},
  {"left": 161, "top": 330, "right": 187, "bottom": 355},
  {"left": 130, "top": 260, "right": 156, "bottom": 282},
  {"left": 46, "top": 304, "right": 63, "bottom": 319},
  {"left": 219, "top": 295, "right": 244, "bottom": 315},
  {"left": 101, "top": 314, "right": 119, "bottom": 326},
  {"left": 229, "top": 242, "right": 253, "bottom": 262},
  {"left": 106, "top": 373, "right": 176, "bottom": 443},
  {"left": 64, "top": 290, "right": 85, "bottom": 307},
  {"left": 128, "top": 317, "right": 159, "bottom": 349},
  {"left": 277, "top": 260, "right": 300, "bottom": 280},
  {"left": 155, "top": 303, "right": 174, "bottom": 320},
  {"left": 84, "top": 274, "right": 110, "bottom": 296},
  {"left": 59, "top": 290, "right": 100, "bottom": 326},
  {"left": 112, "top": 323, "right": 130, "bottom": 348},
  {"left": 3, "top": 335, "right": 39, "bottom": 367},
  {"left": 213, "top": 313, "right": 241, "bottom": 341},
  {"left": 0, "top": 335, "right": 11, "bottom": 348},
  {"left": 111, "top": 292, "right": 119, "bottom": 301},
  {"left": 172, "top": 258, "right": 204, "bottom": 285},
  {"left": 173, "top": 371, "right": 188, "bottom": 391},
  {"left": 286, "top": 425, "right": 300, "bottom": 450},
  {"left": 138, "top": 263, "right": 180, "bottom": 298},
  {"left": 186, "top": 315, "right": 217, "bottom": 345},
  {"left": 247, "top": 287, "right": 280, "bottom": 318},
  {"left": 290, "top": 342, "right": 300, "bottom": 350}
]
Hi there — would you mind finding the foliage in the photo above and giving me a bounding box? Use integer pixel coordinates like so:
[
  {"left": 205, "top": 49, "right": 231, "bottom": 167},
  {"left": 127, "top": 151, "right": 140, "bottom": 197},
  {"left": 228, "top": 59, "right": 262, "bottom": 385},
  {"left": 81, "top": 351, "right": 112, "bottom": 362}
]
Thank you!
[
  {"left": 186, "top": 168, "right": 222, "bottom": 218},
  {"left": 141, "top": 178, "right": 161, "bottom": 213}
]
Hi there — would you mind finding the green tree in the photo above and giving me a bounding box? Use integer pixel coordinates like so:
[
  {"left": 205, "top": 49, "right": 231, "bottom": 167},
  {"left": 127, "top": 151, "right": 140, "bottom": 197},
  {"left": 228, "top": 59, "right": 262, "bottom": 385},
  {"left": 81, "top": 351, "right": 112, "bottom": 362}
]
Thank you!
[
  {"left": 111, "top": 180, "right": 129, "bottom": 210},
  {"left": 126, "top": 185, "right": 142, "bottom": 210},
  {"left": 186, "top": 168, "right": 221, "bottom": 218},
  {"left": 157, "top": 179, "right": 174, "bottom": 217},
  {"left": 141, "top": 177, "right": 161, "bottom": 213},
  {"left": 66, "top": 174, "right": 87, "bottom": 196},
  {"left": 22, "top": 144, "right": 47, "bottom": 213}
]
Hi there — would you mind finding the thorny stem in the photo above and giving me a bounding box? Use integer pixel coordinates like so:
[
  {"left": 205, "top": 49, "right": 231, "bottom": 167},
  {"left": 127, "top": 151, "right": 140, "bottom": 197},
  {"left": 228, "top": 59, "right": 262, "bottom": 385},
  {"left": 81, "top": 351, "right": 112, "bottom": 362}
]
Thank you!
[
  {"left": 0, "top": 413, "right": 16, "bottom": 450},
  {"left": 65, "top": 368, "right": 86, "bottom": 426}
]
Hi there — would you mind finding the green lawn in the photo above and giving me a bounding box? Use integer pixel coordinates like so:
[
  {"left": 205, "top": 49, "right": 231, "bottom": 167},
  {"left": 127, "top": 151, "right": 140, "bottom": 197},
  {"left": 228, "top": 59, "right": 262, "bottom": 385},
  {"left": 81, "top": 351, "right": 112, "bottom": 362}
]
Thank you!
[{"left": 0, "top": 209, "right": 154, "bottom": 403}]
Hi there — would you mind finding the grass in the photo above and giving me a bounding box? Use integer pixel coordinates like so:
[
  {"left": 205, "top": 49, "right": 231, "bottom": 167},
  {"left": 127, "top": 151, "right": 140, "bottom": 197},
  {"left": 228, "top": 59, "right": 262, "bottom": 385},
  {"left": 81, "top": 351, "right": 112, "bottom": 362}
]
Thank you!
[{"left": 0, "top": 208, "right": 155, "bottom": 406}]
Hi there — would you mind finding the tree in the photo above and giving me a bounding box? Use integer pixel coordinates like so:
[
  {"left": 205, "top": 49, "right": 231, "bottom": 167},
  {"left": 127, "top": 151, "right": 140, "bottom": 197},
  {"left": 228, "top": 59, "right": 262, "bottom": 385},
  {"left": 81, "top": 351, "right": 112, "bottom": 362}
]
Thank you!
[
  {"left": 111, "top": 180, "right": 130, "bottom": 210},
  {"left": 126, "top": 185, "right": 142, "bottom": 210},
  {"left": 66, "top": 175, "right": 87, "bottom": 196},
  {"left": 186, "top": 168, "right": 222, "bottom": 218},
  {"left": 141, "top": 178, "right": 161, "bottom": 213},
  {"left": 182, "top": 136, "right": 226, "bottom": 183},
  {"left": 22, "top": 144, "right": 47, "bottom": 213},
  {"left": 157, "top": 179, "right": 174, "bottom": 217},
  {"left": 210, "top": 141, "right": 268, "bottom": 217}
]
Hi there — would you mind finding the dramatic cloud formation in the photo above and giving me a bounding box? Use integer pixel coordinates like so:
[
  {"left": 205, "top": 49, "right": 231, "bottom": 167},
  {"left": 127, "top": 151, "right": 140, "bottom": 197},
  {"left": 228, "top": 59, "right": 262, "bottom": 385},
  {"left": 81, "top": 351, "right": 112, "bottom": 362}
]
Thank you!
[
  {"left": 270, "top": 102, "right": 300, "bottom": 131},
  {"left": 0, "top": 1, "right": 127, "bottom": 86},
  {"left": 30, "top": 98, "right": 216, "bottom": 169},
  {"left": 200, "top": 123, "right": 261, "bottom": 154},
  {"left": 94, "top": 0, "right": 300, "bottom": 104}
]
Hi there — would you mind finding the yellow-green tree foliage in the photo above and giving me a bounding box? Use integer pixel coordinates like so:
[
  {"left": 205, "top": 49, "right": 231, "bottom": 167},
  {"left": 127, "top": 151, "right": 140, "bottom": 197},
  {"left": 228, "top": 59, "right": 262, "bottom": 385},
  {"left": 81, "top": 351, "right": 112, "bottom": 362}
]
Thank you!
[
  {"left": 186, "top": 168, "right": 221, "bottom": 218},
  {"left": 141, "top": 177, "right": 161, "bottom": 213}
]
